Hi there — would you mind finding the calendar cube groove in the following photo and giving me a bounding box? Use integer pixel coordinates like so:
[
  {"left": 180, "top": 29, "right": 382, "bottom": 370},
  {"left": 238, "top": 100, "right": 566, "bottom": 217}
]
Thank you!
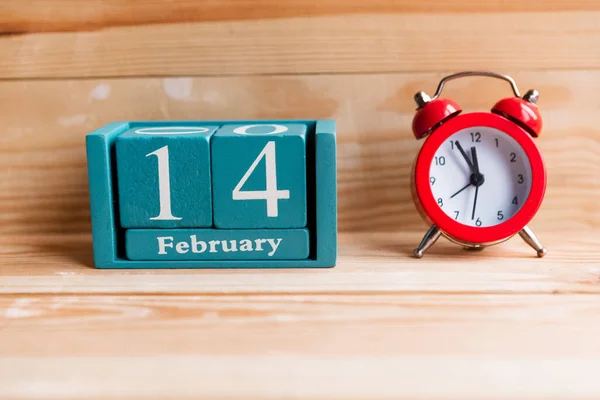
[{"left": 86, "top": 120, "right": 337, "bottom": 269}]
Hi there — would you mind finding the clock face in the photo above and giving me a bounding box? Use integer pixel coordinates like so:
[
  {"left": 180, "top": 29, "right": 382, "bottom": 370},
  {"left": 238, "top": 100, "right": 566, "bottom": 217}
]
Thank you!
[{"left": 429, "top": 126, "right": 532, "bottom": 228}]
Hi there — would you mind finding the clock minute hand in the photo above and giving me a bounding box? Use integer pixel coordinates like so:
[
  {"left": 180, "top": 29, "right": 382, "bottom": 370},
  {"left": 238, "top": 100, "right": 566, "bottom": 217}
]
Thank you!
[
  {"left": 454, "top": 141, "right": 475, "bottom": 173},
  {"left": 471, "top": 146, "right": 480, "bottom": 174}
]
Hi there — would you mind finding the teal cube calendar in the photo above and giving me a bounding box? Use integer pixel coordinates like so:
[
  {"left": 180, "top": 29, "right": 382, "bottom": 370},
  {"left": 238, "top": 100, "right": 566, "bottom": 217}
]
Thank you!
[{"left": 86, "top": 120, "right": 337, "bottom": 268}]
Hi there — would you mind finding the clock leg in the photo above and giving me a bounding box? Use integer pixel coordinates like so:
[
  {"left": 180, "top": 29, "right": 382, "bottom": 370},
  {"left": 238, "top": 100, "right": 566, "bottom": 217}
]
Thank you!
[
  {"left": 413, "top": 225, "right": 442, "bottom": 258},
  {"left": 518, "top": 225, "right": 548, "bottom": 258}
]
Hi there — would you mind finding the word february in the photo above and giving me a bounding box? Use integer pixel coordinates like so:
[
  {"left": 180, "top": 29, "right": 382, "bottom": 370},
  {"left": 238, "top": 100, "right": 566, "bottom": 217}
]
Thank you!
[
  {"left": 158, "top": 235, "right": 282, "bottom": 256},
  {"left": 125, "top": 228, "right": 310, "bottom": 261}
]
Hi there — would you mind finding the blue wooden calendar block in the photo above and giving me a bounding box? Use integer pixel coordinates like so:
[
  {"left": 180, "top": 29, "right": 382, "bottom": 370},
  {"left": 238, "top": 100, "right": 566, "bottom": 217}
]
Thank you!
[
  {"left": 86, "top": 120, "right": 337, "bottom": 269},
  {"left": 125, "top": 228, "right": 309, "bottom": 260},
  {"left": 211, "top": 123, "right": 307, "bottom": 229},
  {"left": 116, "top": 125, "right": 217, "bottom": 228}
]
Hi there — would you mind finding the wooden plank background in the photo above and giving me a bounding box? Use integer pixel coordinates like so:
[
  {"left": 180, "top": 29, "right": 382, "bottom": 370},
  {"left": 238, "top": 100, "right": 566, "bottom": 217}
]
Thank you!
[
  {"left": 2, "top": 12, "right": 600, "bottom": 78},
  {"left": 2, "top": 72, "right": 599, "bottom": 234},
  {"left": 2, "top": 1, "right": 600, "bottom": 399}
]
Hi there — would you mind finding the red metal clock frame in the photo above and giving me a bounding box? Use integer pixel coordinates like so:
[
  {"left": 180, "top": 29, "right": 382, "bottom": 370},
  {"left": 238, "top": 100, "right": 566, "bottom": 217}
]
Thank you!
[{"left": 413, "top": 112, "right": 546, "bottom": 244}]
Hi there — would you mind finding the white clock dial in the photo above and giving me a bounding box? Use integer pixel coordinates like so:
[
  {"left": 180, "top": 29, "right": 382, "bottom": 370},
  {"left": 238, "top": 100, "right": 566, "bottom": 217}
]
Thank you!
[{"left": 429, "top": 126, "right": 532, "bottom": 228}]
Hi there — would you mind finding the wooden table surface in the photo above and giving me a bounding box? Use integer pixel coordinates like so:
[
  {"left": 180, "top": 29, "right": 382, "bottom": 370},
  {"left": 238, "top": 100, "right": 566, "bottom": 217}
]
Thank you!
[
  {"left": 2, "top": 1, "right": 600, "bottom": 398},
  {"left": 2, "top": 231, "right": 600, "bottom": 399}
]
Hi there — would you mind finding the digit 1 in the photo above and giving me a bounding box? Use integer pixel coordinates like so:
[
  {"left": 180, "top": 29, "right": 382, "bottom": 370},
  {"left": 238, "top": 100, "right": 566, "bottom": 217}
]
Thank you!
[
  {"left": 146, "top": 145, "right": 182, "bottom": 221},
  {"left": 495, "top": 138, "right": 499, "bottom": 147}
]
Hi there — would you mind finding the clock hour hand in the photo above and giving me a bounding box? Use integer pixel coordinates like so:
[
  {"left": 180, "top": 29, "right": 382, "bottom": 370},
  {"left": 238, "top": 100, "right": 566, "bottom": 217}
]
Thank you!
[
  {"left": 454, "top": 141, "right": 475, "bottom": 173},
  {"left": 450, "top": 182, "right": 472, "bottom": 199}
]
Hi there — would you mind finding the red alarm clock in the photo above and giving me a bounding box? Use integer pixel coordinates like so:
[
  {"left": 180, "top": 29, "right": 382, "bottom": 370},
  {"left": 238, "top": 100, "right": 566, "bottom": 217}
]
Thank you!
[{"left": 411, "top": 72, "right": 547, "bottom": 258}]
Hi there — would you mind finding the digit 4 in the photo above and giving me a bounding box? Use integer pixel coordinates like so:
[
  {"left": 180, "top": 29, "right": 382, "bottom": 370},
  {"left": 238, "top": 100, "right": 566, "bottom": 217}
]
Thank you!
[{"left": 232, "top": 141, "right": 290, "bottom": 217}]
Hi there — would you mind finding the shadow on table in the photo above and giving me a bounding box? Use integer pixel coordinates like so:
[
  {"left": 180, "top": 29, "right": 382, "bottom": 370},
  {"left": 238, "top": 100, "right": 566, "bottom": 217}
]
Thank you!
[
  {"left": 354, "top": 230, "right": 503, "bottom": 259},
  {"left": 32, "top": 234, "right": 96, "bottom": 270}
]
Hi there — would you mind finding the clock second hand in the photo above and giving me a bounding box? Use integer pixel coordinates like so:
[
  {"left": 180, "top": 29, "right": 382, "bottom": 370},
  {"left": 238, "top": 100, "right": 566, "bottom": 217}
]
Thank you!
[{"left": 472, "top": 185, "right": 479, "bottom": 220}]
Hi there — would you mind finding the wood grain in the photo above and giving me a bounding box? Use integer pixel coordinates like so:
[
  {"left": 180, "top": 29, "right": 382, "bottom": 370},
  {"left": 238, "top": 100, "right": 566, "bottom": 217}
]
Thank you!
[
  {"left": 1, "top": 231, "right": 599, "bottom": 294},
  {"left": 4, "top": 356, "right": 600, "bottom": 399},
  {"left": 4, "top": 293, "right": 600, "bottom": 357},
  {"left": 2, "top": 71, "right": 599, "bottom": 234},
  {"left": 1, "top": 12, "right": 599, "bottom": 78},
  {"left": 2, "top": 2, "right": 600, "bottom": 398},
  {"left": 3, "top": 0, "right": 599, "bottom": 33},
  {"left": 2, "top": 291, "right": 600, "bottom": 398}
]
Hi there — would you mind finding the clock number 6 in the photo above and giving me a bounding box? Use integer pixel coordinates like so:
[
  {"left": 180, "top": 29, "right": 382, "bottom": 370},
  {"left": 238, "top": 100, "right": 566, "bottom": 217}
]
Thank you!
[{"left": 232, "top": 141, "right": 290, "bottom": 217}]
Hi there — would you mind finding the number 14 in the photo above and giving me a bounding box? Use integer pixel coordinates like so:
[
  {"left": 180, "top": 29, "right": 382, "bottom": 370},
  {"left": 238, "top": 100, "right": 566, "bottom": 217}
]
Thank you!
[{"left": 147, "top": 141, "right": 290, "bottom": 221}]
